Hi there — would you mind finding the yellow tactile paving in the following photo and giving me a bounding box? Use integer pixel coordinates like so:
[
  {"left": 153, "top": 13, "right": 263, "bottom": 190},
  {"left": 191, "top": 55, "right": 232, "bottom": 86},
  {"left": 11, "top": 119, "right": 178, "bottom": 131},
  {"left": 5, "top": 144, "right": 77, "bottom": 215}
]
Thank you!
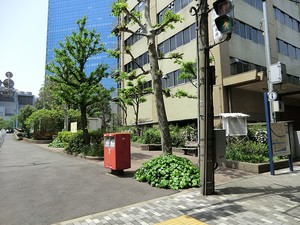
[{"left": 155, "top": 215, "right": 207, "bottom": 225}]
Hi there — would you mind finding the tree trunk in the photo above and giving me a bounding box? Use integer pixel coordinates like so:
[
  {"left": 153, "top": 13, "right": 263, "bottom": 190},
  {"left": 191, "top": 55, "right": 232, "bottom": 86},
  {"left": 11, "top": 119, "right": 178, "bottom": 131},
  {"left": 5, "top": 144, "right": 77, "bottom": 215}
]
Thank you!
[
  {"left": 63, "top": 105, "right": 69, "bottom": 130},
  {"left": 148, "top": 36, "right": 172, "bottom": 155},
  {"left": 134, "top": 101, "right": 140, "bottom": 136},
  {"left": 80, "top": 105, "right": 90, "bottom": 145}
]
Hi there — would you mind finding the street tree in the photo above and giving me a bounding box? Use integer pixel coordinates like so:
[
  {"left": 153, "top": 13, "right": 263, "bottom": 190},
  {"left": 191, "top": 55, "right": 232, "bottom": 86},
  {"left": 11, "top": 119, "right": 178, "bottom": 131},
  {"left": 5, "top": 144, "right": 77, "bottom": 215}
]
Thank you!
[
  {"left": 111, "top": 0, "right": 184, "bottom": 155},
  {"left": 173, "top": 57, "right": 214, "bottom": 99},
  {"left": 114, "top": 93, "right": 128, "bottom": 126},
  {"left": 87, "top": 84, "right": 113, "bottom": 132},
  {"left": 18, "top": 105, "right": 37, "bottom": 135},
  {"left": 46, "top": 17, "right": 109, "bottom": 145},
  {"left": 118, "top": 76, "right": 152, "bottom": 134}
]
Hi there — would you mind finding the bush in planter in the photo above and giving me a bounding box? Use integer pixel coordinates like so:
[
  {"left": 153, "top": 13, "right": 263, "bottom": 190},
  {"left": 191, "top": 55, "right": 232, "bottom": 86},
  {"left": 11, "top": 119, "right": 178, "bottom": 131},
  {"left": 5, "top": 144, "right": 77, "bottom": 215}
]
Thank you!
[
  {"left": 226, "top": 141, "right": 269, "bottom": 163},
  {"left": 116, "top": 125, "right": 140, "bottom": 142},
  {"left": 57, "top": 130, "right": 74, "bottom": 144},
  {"left": 89, "top": 129, "right": 104, "bottom": 157},
  {"left": 171, "top": 125, "right": 197, "bottom": 147},
  {"left": 48, "top": 130, "right": 74, "bottom": 148},
  {"left": 65, "top": 129, "right": 104, "bottom": 156},
  {"left": 248, "top": 124, "right": 267, "bottom": 143},
  {"left": 33, "top": 130, "right": 56, "bottom": 140},
  {"left": 134, "top": 155, "right": 200, "bottom": 190},
  {"left": 136, "top": 127, "right": 161, "bottom": 144},
  {"left": 48, "top": 138, "right": 65, "bottom": 148},
  {"left": 65, "top": 131, "right": 84, "bottom": 155}
]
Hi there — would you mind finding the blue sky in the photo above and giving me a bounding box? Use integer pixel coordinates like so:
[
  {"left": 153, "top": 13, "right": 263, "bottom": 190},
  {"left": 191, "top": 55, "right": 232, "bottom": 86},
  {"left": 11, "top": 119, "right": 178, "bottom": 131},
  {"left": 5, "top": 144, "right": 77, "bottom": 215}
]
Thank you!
[{"left": 0, "top": 0, "right": 48, "bottom": 96}]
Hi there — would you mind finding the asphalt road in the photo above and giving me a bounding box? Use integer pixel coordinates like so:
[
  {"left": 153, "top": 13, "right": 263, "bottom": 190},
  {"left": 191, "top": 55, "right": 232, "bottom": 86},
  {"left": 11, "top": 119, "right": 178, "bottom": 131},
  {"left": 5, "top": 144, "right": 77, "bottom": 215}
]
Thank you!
[{"left": 0, "top": 134, "right": 175, "bottom": 225}]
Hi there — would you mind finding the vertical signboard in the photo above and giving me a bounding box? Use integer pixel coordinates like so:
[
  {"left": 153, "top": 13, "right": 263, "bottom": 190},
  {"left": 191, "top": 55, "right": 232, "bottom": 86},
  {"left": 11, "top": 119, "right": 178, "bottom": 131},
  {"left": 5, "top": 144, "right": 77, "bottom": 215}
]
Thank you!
[{"left": 271, "top": 122, "right": 291, "bottom": 156}]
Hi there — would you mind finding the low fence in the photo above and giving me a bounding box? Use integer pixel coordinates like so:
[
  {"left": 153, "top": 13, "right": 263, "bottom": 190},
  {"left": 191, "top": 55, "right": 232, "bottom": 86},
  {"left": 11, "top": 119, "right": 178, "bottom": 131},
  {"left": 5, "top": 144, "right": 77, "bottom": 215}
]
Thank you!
[{"left": 0, "top": 129, "right": 6, "bottom": 148}]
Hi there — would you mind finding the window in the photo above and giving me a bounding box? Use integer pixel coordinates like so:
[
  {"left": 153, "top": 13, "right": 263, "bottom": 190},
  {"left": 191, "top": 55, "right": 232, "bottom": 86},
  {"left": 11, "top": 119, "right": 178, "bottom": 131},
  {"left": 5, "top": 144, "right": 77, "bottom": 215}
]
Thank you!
[
  {"left": 183, "top": 28, "right": 190, "bottom": 44},
  {"left": 230, "top": 57, "right": 265, "bottom": 75},
  {"left": 274, "top": 7, "right": 284, "bottom": 24},
  {"left": 157, "top": 8, "right": 167, "bottom": 24},
  {"left": 257, "top": 31, "right": 264, "bottom": 45},
  {"left": 274, "top": 6, "right": 300, "bottom": 32},
  {"left": 250, "top": 27, "right": 257, "bottom": 43},
  {"left": 292, "top": 19, "right": 299, "bottom": 32},
  {"left": 176, "top": 70, "right": 185, "bottom": 85},
  {"left": 163, "top": 39, "right": 170, "bottom": 53},
  {"left": 190, "top": 23, "right": 196, "bottom": 40},
  {"left": 170, "top": 36, "right": 176, "bottom": 51},
  {"left": 285, "top": 14, "right": 293, "bottom": 28},
  {"left": 255, "top": 0, "right": 263, "bottom": 11},
  {"left": 296, "top": 48, "right": 300, "bottom": 60},
  {"left": 158, "top": 43, "right": 163, "bottom": 55},
  {"left": 181, "top": 0, "right": 189, "bottom": 8},
  {"left": 288, "top": 45, "right": 296, "bottom": 58},
  {"left": 167, "top": 72, "right": 175, "bottom": 87},
  {"left": 162, "top": 78, "right": 167, "bottom": 89},
  {"left": 277, "top": 38, "right": 300, "bottom": 60},
  {"left": 233, "top": 20, "right": 240, "bottom": 35},
  {"left": 233, "top": 19, "right": 264, "bottom": 45},
  {"left": 245, "top": 24, "right": 251, "bottom": 39},
  {"left": 176, "top": 31, "right": 183, "bottom": 47},
  {"left": 240, "top": 23, "right": 246, "bottom": 38},
  {"left": 143, "top": 52, "right": 149, "bottom": 65},
  {"left": 174, "top": 0, "right": 181, "bottom": 13},
  {"left": 278, "top": 39, "right": 288, "bottom": 55},
  {"left": 244, "top": 0, "right": 263, "bottom": 11},
  {"left": 158, "top": 0, "right": 192, "bottom": 23}
]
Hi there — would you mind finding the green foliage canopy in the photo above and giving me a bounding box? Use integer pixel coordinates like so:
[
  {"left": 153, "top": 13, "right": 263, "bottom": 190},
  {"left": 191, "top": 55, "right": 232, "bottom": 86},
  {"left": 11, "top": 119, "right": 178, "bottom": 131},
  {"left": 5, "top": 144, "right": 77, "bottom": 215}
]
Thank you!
[{"left": 46, "top": 16, "right": 111, "bottom": 145}]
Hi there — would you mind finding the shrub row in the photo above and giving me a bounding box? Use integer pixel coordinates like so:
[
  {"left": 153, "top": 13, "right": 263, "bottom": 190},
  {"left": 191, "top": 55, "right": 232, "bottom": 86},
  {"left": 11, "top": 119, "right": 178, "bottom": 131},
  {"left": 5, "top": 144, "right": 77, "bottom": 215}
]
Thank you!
[
  {"left": 49, "top": 129, "right": 104, "bottom": 157},
  {"left": 127, "top": 125, "right": 197, "bottom": 147}
]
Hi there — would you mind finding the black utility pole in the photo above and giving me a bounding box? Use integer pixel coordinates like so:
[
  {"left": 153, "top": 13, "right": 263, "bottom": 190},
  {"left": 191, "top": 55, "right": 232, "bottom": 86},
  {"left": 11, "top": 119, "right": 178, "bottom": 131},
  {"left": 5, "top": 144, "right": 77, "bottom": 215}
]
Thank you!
[
  {"left": 193, "top": 0, "right": 233, "bottom": 195},
  {"left": 198, "top": 0, "right": 215, "bottom": 195}
]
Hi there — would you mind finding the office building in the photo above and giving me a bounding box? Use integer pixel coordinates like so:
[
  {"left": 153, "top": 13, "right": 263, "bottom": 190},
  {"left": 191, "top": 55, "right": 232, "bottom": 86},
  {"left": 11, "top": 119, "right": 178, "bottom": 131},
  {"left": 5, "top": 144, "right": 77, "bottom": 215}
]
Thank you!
[
  {"left": 118, "top": 0, "right": 300, "bottom": 129},
  {"left": 0, "top": 73, "right": 34, "bottom": 124},
  {"left": 46, "top": 0, "right": 117, "bottom": 90}
]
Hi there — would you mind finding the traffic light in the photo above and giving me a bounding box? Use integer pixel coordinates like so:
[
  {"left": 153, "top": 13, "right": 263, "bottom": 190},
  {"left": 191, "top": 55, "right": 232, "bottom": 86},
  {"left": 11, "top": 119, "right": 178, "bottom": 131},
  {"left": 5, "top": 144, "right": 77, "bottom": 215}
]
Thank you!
[{"left": 213, "top": 0, "right": 234, "bottom": 34}]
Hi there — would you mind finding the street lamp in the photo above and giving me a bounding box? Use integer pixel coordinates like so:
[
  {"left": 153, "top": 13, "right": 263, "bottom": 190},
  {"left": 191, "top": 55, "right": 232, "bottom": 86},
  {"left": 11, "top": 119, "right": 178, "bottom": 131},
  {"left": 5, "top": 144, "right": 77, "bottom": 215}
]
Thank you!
[{"left": 0, "top": 72, "right": 18, "bottom": 128}]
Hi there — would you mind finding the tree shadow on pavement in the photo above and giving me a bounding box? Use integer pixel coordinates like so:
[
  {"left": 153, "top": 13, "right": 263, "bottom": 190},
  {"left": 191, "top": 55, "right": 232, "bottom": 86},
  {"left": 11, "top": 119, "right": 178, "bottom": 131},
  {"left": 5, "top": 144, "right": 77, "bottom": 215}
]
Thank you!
[
  {"left": 215, "top": 166, "right": 254, "bottom": 179},
  {"left": 181, "top": 184, "right": 300, "bottom": 223},
  {"left": 131, "top": 152, "right": 154, "bottom": 160}
]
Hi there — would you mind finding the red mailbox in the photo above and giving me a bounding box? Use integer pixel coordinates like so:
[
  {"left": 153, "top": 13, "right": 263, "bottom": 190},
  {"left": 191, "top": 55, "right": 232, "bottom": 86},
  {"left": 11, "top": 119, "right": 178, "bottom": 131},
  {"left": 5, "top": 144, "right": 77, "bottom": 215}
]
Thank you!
[{"left": 104, "top": 133, "right": 131, "bottom": 174}]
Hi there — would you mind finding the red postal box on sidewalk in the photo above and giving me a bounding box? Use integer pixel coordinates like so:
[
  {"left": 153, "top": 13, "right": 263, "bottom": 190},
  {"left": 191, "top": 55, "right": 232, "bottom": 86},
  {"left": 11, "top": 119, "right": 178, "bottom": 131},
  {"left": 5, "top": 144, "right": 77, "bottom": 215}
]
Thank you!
[{"left": 104, "top": 133, "right": 131, "bottom": 174}]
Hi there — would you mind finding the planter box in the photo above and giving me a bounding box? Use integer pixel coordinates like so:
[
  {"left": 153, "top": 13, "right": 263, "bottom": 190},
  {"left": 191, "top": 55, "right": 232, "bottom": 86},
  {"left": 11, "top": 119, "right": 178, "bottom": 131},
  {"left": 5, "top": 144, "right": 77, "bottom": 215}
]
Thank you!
[
  {"left": 140, "top": 144, "right": 161, "bottom": 151},
  {"left": 84, "top": 155, "right": 104, "bottom": 160},
  {"left": 22, "top": 138, "right": 52, "bottom": 144},
  {"left": 224, "top": 159, "right": 289, "bottom": 173}
]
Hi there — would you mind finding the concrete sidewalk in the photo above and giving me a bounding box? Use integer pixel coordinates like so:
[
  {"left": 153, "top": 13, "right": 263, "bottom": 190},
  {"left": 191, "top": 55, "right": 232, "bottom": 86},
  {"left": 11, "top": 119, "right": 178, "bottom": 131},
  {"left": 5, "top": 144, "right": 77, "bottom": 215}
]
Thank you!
[
  {"left": 38, "top": 143, "right": 255, "bottom": 185},
  {"left": 52, "top": 165, "right": 300, "bottom": 225},
  {"left": 42, "top": 145, "right": 300, "bottom": 225}
]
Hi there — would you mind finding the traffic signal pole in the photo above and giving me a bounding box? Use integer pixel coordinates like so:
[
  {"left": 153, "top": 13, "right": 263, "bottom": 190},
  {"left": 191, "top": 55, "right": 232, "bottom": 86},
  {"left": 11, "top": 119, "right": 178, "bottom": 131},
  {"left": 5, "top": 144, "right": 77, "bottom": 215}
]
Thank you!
[
  {"left": 198, "top": 0, "right": 215, "bottom": 195},
  {"left": 194, "top": 0, "right": 233, "bottom": 195}
]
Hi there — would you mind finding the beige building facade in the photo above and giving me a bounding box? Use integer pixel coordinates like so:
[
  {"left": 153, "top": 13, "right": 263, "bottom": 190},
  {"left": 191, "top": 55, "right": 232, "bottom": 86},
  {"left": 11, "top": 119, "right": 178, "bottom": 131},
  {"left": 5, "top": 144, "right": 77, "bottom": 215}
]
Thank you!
[{"left": 118, "top": 0, "right": 300, "bottom": 129}]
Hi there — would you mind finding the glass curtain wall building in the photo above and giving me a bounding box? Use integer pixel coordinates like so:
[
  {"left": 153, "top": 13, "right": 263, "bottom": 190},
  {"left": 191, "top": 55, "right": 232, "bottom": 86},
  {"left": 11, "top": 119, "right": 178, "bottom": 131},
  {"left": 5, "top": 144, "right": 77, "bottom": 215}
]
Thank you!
[{"left": 46, "top": 0, "right": 117, "bottom": 90}]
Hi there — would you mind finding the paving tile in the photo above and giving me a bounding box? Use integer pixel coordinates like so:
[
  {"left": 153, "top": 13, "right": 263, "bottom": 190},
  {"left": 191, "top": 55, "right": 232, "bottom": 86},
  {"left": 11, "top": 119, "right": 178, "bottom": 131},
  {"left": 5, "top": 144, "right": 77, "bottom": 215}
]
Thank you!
[{"left": 52, "top": 166, "right": 300, "bottom": 225}]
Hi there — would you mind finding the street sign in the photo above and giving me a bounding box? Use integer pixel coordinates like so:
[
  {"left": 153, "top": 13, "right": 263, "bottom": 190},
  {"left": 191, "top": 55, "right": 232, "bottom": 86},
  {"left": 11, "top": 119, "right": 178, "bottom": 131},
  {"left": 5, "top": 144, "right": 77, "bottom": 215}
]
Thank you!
[{"left": 268, "top": 91, "right": 277, "bottom": 101}]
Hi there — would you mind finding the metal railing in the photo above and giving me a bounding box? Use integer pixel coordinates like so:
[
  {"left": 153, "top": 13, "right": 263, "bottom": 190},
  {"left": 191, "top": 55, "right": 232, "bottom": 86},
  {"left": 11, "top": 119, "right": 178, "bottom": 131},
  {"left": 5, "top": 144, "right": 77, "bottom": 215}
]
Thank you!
[{"left": 0, "top": 129, "right": 6, "bottom": 148}]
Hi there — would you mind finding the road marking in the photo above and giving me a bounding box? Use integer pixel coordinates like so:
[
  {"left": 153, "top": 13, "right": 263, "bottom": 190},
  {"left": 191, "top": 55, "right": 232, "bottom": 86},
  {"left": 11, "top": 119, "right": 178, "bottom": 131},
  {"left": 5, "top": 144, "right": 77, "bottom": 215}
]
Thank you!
[{"left": 155, "top": 215, "right": 207, "bottom": 225}]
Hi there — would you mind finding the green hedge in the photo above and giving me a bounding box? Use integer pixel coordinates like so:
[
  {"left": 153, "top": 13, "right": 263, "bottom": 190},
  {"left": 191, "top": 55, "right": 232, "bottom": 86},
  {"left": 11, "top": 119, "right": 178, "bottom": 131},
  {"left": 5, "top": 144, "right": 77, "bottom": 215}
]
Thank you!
[
  {"left": 226, "top": 141, "right": 269, "bottom": 163},
  {"left": 129, "top": 125, "right": 196, "bottom": 147},
  {"left": 65, "top": 129, "right": 104, "bottom": 156},
  {"left": 49, "top": 129, "right": 104, "bottom": 157}
]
